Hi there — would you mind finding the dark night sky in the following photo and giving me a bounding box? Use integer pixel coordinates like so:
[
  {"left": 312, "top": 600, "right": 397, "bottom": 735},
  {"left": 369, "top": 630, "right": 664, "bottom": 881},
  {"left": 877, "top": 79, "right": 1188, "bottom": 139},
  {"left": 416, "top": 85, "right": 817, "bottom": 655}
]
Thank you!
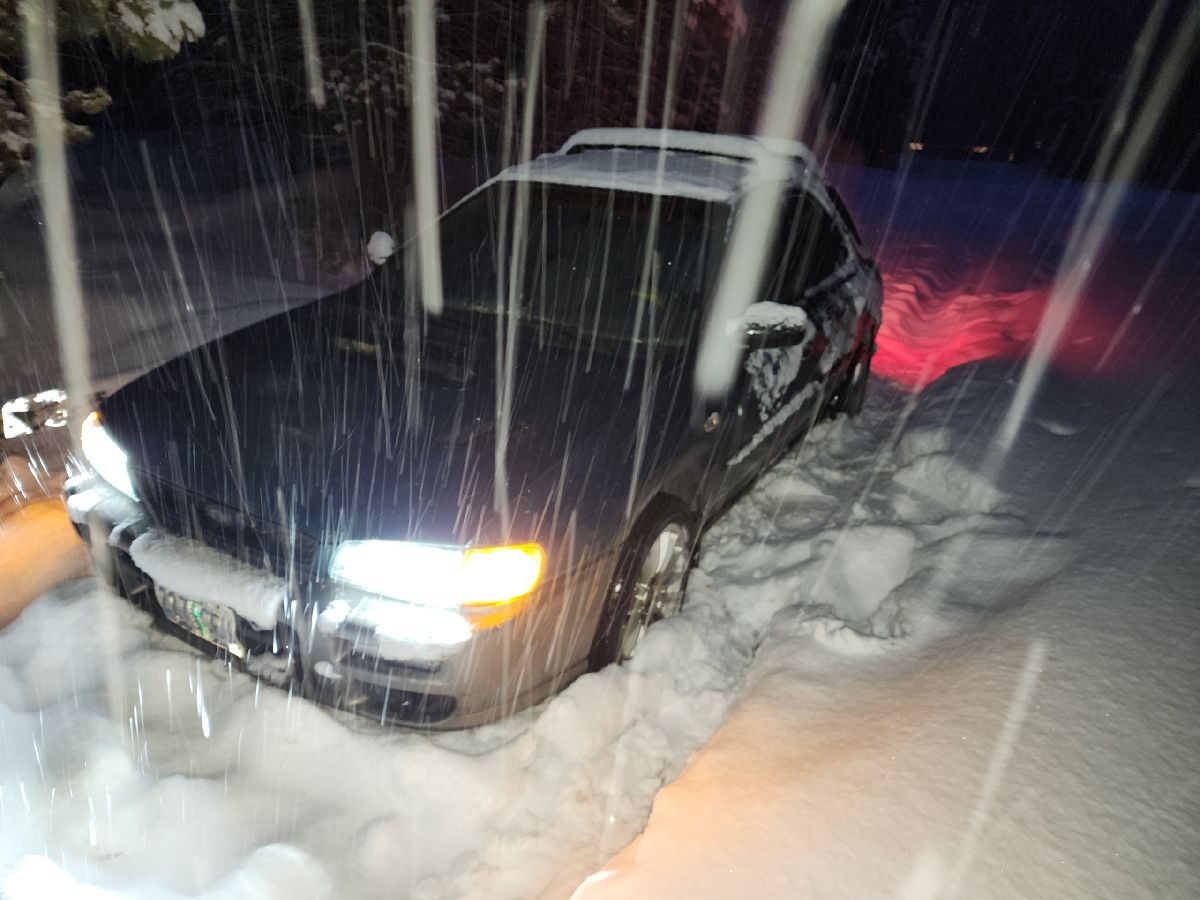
[{"left": 64, "top": 0, "right": 1200, "bottom": 190}]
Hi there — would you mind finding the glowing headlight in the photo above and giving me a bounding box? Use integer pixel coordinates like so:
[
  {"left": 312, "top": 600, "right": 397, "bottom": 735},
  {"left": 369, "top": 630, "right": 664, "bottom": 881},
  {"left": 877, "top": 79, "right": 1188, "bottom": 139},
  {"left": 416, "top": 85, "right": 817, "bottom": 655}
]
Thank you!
[
  {"left": 80, "top": 411, "right": 138, "bottom": 500},
  {"left": 329, "top": 540, "right": 544, "bottom": 608}
]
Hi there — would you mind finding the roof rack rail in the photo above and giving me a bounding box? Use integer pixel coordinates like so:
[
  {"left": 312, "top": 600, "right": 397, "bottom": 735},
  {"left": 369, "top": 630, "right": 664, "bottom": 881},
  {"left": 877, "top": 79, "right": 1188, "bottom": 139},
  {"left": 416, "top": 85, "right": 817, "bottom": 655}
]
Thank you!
[{"left": 558, "top": 128, "right": 818, "bottom": 171}]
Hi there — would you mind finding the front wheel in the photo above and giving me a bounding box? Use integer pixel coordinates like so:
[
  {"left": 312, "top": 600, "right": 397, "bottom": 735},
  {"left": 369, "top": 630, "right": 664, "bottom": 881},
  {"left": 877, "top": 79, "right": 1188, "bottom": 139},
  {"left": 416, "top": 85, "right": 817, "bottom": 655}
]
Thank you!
[{"left": 589, "top": 498, "right": 698, "bottom": 668}]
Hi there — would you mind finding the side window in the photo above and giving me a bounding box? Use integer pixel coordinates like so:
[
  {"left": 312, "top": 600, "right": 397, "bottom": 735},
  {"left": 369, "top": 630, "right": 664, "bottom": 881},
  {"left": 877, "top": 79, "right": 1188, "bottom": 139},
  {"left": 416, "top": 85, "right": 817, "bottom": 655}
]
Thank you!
[
  {"left": 762, "top": 191, "right": 848, "bottom": 304},
  {"left": 827, "top": 187, "right": 863, "bottom": 247}
]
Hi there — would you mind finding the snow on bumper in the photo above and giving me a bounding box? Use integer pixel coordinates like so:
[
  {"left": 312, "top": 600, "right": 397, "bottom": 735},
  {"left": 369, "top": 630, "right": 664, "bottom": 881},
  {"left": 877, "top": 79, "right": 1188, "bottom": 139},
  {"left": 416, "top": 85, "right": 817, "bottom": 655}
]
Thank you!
[{"left": 128, "top": 529, "right": 287, "bottom": 631}]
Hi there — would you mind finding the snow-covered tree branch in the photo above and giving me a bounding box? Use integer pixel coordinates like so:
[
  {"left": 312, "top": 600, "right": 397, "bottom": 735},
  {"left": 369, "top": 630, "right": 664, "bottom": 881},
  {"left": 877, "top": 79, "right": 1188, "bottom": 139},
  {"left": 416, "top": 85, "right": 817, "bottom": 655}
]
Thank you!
[{"left": 0, "top": 0, "right": 205, "bottom": 178}]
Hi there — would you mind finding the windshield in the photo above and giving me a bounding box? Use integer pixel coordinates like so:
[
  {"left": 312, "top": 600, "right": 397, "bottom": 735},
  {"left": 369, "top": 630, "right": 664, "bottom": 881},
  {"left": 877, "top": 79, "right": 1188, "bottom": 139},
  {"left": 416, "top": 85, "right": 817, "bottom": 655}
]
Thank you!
[{"left": 436, "top": 182, "right": 729, "bottom": 347}]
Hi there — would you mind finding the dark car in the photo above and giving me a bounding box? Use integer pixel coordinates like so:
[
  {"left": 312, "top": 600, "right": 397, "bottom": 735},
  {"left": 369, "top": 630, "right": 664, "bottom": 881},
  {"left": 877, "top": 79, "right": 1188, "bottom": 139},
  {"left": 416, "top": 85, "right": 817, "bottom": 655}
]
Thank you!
[{"left": 66, "top": 129, "right": 882, "bottom": 728}]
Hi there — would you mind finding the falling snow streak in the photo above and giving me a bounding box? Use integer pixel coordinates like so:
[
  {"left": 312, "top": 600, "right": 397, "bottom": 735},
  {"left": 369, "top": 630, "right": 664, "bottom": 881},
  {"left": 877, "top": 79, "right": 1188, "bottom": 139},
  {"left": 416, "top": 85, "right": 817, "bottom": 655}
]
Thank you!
[
  {"left": 19, "top": 0, "right": 128, "bottom": 731},
  {"left": 494, "top": 5, "right": 547, "bottom": 538},
  {"left": 19, "top": 2, "right": 90, "bottom": 453},
  {"left": 407, "top": 0, "right": 444, "bottom": 317},
  {"left": 297, "top": 0, "right": 326, "bottom": 108}
]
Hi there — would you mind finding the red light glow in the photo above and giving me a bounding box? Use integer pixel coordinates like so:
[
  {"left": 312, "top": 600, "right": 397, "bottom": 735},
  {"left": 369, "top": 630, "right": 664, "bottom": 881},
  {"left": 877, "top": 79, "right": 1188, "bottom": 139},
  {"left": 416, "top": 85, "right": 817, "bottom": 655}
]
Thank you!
[{"left": 870, "top": 243, "right": 1162, "bottom": 390}]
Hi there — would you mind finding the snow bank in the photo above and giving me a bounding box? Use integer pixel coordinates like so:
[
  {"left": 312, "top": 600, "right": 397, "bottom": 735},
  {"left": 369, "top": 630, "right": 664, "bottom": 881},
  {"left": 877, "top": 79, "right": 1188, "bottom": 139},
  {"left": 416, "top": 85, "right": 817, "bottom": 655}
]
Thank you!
[
  {"left": 0, "top": 367, "right": 1053, "bottom": 899},
  {"left": 5, "top": 360, "right": 1198, "bottom": 899},
  {"left": 0, "top": 376, "right": 961, "bottom": 898},
  {"left": 575, "top": 363, "right": 1200, "bottom": 899}
]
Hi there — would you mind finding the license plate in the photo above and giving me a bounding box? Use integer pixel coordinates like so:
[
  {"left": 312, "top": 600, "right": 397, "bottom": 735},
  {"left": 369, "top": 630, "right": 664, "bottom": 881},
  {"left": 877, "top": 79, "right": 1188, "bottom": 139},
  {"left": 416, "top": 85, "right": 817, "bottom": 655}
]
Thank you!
[{"left": 155, "top": 586, "right": 239, "bottom": 648}]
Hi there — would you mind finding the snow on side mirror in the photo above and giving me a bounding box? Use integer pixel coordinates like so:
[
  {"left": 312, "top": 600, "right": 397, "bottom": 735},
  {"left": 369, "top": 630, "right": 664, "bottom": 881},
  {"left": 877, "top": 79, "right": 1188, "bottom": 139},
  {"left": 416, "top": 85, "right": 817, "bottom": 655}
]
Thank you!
[
  {"left": 367, "top": 230, "right": 396, "bottom": 266},
  {"left": 738, "top": 301, "right": 812, "bottom": 350}
]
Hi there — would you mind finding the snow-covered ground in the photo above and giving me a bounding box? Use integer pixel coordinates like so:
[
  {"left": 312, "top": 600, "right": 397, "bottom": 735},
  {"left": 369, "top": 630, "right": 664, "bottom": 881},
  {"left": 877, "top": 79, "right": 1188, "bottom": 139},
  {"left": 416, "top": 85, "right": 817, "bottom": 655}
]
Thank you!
[
  {"left": 577, "top": 362, "right": 1200, "bottom": 899},
  {"left": 0, "top": 161, "right": 348, "bottom": 405},
  {"left": 1, "top": 156, "right": 1198, "bottom": 898},
  {"left": 3, "top": 359, "right": 1196, "bottom": 899}
]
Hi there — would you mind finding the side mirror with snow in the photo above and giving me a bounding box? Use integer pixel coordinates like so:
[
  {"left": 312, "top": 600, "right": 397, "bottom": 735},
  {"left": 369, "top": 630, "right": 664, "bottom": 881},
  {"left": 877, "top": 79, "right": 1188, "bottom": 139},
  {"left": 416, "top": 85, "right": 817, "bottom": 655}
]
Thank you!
[
  {"left": 739, "top": 301, "right": 812, "bottom": 350},
  {"left": 367, "top": 231, "right": 396, "bottom": 266}
]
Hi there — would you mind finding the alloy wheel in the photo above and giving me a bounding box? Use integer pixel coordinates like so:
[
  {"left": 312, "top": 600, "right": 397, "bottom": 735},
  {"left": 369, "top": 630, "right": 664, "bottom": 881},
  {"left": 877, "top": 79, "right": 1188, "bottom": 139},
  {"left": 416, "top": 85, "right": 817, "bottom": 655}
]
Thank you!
[{"left": 617, "top": 522, "right": 692, "bottom": 660}]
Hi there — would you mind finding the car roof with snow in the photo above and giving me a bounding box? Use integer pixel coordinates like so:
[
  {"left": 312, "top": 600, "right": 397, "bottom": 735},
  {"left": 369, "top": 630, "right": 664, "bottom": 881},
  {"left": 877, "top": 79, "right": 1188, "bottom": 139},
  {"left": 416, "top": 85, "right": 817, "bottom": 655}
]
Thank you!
[{"left": 490, "top": 128, "right": 826, "bottom": 205}]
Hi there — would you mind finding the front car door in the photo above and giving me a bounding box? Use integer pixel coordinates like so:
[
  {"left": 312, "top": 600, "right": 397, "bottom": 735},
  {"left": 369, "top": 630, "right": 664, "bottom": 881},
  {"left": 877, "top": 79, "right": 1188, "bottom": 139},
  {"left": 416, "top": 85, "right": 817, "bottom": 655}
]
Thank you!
[{"left": 715, "top": 188, "right": 855, "bottom": 493}]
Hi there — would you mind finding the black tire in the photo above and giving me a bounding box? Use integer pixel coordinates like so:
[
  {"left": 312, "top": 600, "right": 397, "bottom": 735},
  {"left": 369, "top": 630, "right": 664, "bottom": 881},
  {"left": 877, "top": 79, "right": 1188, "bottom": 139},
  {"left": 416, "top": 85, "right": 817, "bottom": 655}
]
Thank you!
[{"left": 588, "top": 497, "right": 699, "bottom": 669}]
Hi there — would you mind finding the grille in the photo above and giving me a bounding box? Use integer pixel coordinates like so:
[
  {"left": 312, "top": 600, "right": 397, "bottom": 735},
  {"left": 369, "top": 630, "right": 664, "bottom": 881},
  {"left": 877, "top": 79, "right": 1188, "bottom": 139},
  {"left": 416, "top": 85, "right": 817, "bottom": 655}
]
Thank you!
[{"left": 137, "top": 475, "right": 321, "bottom": 578}]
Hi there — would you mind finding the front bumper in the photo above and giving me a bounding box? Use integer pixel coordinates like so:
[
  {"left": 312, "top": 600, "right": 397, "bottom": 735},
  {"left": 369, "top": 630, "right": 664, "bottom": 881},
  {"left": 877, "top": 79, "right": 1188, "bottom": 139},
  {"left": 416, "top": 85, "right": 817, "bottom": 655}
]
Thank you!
[{"left": 64, "top": 476, "right": 609, "bottom": 729}]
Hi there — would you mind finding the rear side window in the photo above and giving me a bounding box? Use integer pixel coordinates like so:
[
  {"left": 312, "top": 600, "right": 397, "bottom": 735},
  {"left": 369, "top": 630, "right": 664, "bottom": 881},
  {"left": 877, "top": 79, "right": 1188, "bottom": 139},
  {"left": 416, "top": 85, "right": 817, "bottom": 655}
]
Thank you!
[{"left": 761, "top": 192, "right": 848, "bottom": 304}]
